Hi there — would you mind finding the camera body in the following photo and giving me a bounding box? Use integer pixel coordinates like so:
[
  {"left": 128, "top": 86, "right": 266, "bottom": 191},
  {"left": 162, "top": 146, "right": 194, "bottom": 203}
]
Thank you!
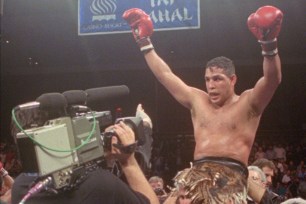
[
  {"left": 16, "top": 111, "right": 108, "bottom": 190},
  {"left": 16, "top": 111, "right": 145, "bottom": 191}
]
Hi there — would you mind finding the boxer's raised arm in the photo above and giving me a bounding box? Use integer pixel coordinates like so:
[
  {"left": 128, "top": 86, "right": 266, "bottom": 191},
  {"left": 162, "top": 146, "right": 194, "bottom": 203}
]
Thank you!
[
  {"left": 123, "top": 8, "right": 196, "bottom": 109},
  {"left": 247, "top": 6, "right": 283, "bottom": 115}
]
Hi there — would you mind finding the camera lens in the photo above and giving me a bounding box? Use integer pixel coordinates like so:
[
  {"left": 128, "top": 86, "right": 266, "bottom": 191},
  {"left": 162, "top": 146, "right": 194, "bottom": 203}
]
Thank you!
[{"left": 154, "top": 188, "right": 164, "bottom": 196}]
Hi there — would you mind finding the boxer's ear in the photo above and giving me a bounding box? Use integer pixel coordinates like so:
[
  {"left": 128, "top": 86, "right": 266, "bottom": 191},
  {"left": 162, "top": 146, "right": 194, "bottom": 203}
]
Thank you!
[{"left": 230, "top": 74, "right": 237, "bottom": 85}]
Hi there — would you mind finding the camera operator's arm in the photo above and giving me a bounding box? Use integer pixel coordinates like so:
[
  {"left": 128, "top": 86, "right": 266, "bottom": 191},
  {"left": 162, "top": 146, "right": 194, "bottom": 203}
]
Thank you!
[{"left": 111, "top": 122, "right": 159, "bottom": 204}]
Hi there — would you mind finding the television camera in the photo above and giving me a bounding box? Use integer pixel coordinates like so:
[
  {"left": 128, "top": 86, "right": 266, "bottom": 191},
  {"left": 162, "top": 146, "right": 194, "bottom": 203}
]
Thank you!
[{"left": 14, "top": 86, "right": 148, "bottom": 193}]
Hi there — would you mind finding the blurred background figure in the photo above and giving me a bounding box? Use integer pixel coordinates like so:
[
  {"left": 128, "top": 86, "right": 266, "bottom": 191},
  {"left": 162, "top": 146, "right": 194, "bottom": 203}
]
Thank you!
[
  {"left": 247, "top": 165, "right": 267, "bottom": 204},
  {"left": 250, "top": 158, "right": 285, "bottom": 203},
  {"left": 149, "top": 176, "right": 168, "bottom": 203},
  {"left": 0, "top": 161, "right": 14, "bottom": 204},
  {"left": 281, "top": 181, "right": 306, "bottom": 204}
]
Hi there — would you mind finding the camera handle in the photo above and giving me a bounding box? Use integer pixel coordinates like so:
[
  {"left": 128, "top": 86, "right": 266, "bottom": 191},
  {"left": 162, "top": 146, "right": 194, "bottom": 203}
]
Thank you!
[{"left": 112, "top": 141, "right": 138, "bottom": 154}]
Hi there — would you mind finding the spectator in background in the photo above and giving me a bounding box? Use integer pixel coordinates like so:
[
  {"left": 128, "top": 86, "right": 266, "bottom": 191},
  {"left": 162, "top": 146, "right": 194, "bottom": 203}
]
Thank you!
[
  {"left": 297, "top": 161, "right": 305, "bottom": 173},
  {"left": 266, "top": 145, "right": 276, "bottom": 161},
  {"left": 287, "top": 176, "right": 300, "bottom": 199},
  {"left": 287, "top": 160, "right": 297, "bottom": 173},
  {"left": 294, "top": 146, "right": 305, "bottom": 167},
  {"left": 285, "top": 144, "right": 295, "bottom": 163},
  {"left": 253, "top": 158, "right": 277, "bottom": 188},
  {"left": 274, "top": 144, "right": 286, "bottom": 162},
  {"left": 255, "top": 146, "right": 267, "bottom": 160},
  {"left": 247, "top": 166, "right": 267, "bottom": 204},
  {"left": 249, "top": 158, "right": 285, "bottom": 204},
  {"left": 276, "top": 159, "right": 285, "bottom": 180},
  {"left": 149, "top": 176, "right": 168, "bottom": 203},
  {"left": 281, "top": 181, "right": 306, "bottom": 204},
  {"left": 282, "top": 170, "right": 292, "bottom": 185},
  {"left": 151, "top": 152, "right": 165, "bottom": 177},
  {"left": 297, "top": 167, "right": 306, "bottom": 181},
  {"left": 275, "top": 181, "right": 288, "bottom": 199},
  {"left": 0, "top": 161, "right": 14, "bottom": 204}
]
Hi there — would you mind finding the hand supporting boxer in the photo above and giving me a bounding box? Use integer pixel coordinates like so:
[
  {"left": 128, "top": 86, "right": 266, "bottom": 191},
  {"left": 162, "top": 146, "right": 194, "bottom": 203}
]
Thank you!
[
  {"left": 0, "top": 161, "right": 8, "bottom": 178},
  {"left": 248, "top": 5, "right": 283, "bottom": 56},
  {"left": 122, "top": 8, "right": 154, "bottom": 53}
]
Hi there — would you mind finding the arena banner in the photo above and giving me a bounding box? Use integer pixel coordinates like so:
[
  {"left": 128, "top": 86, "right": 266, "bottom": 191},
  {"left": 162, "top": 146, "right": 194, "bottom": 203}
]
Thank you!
[{"left": 78, "top": 0, "right": 200, "bottom": 35}]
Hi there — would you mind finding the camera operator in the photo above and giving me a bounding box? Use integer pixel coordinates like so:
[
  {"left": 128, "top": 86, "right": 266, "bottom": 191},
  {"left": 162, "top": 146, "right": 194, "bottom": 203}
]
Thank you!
[{"left": 11, "top": 117, "right": 159, "bottom": 204}]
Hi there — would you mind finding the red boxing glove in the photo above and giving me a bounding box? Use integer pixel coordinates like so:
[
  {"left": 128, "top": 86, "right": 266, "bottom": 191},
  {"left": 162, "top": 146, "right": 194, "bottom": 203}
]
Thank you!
[
  {"left": 123, "top": 8, "right": 154, "bottom": 53},
  {"left": 247, "top": 5, "right": 283, "bottom": 56}
]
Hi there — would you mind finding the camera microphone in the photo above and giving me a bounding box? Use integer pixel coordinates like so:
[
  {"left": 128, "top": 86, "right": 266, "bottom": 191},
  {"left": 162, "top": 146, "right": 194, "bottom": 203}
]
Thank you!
[
  {"left": 85, "top": 85, "right": 130, "bottom": 107},
  {"left": 62, "top": 90, "right": 87, "bottom": 106},
  {"left": 62, "top": 90, "right": 88, "bottom": 115},
  {"left": 36, "top": 93, "right": 67, "bottom": 111},
  {"left": 14, "top": 93, "right": 67, "bottom": 111},
  {"left": 62, "top": 86, "right": 129, "bottom": 112}
]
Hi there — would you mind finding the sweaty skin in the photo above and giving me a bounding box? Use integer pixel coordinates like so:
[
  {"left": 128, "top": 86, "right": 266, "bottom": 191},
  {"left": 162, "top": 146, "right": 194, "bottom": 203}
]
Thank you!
[
  {"left": 144, "top": 50, "right": 281, "bottom": 165},
  {"left": 123, "top": 7, "right": 282, "bottom": 204}
]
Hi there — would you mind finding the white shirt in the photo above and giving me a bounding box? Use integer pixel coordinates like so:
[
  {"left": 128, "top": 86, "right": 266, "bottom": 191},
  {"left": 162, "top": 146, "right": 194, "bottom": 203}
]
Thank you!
[{"left": 281, "top": 197, "right": 306, "bottom": 204}]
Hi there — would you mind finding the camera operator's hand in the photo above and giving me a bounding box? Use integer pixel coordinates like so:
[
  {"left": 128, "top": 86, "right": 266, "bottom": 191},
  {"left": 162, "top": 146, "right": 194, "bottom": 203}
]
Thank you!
[
  {"left": 109, "top": 121, "right": 137, "bottom": 164},
  {"left": 105, "top": 122, "right": 159, "bottom": 204}
]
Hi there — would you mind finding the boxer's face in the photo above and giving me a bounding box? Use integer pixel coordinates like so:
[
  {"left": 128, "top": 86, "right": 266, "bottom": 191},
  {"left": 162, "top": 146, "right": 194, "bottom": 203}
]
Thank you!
[{"left": 205, "top": 67, "right": 236, "bottom": 106}]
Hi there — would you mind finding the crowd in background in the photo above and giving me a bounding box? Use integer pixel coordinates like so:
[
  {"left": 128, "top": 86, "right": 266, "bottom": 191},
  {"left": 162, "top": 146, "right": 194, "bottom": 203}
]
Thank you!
[
  {"left": 0, "top": 142, "right": 22, "bottom": 178},
  {"left": 149, "top": 136, "right": 306, "bottom": 201},
  {"left": 1, "top": 135, "right": 306, "bottom": 202}
]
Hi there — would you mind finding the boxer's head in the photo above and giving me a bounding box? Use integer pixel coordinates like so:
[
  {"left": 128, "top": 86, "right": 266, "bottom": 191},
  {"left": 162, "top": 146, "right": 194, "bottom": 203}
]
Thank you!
[
  {"left": 205, "top": 56, "right": 237, "bottom": 106},
  {"left": 206, "top": 56, "right": 236, "bottom": 77}
]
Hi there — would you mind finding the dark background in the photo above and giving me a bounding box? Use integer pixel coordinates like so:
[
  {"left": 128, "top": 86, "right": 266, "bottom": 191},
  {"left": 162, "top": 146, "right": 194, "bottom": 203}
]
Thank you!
[{"left": 1, "top": 0, "right": 306, "bottom": 144}]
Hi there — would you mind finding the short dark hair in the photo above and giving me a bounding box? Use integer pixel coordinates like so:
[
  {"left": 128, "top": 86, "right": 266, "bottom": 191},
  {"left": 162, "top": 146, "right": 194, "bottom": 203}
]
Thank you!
[
  {"left": 298, "top": 181, "right": 306, "bottom": 199},
  {"left": 206, "top": 56, "right": 235, "bottom": 77},
  {"left": 252, "top": 158, "right": 276, "bottom": 171}
]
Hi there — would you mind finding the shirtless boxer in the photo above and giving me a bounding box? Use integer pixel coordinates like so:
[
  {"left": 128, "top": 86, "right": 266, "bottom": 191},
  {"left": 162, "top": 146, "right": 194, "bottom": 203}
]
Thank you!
[{"left": 123, "top": 5, "right": 283, "bottom": 204}]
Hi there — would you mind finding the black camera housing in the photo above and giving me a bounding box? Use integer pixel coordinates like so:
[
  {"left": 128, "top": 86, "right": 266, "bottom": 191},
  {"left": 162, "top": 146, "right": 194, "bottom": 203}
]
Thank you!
[{"left": 101, "top": 116, "right": 145, "bottom": 151}]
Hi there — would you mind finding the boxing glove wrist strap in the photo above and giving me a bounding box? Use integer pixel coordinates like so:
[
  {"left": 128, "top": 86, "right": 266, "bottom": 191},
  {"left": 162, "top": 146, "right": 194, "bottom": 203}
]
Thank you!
[
  {"left": 137, "top": 37, "right": 154, "bottom": 53},
  {"left": 0, "top": 168, "right": 8, "bottom": 177},
  {"left": 258, "top": 38, "right": 278, "bottom": 56},
  {"left": 258, "top": 38, "right": 277, "bottom": 45},
  {"left": 261, "top": 48, "right": 278, "bottom": 56}
]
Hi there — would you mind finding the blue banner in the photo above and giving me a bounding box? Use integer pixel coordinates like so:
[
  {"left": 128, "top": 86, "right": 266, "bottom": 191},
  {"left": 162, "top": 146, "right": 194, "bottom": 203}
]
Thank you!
[{"left": 78, "top": 0, "right": 200, "bottom": 35}]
